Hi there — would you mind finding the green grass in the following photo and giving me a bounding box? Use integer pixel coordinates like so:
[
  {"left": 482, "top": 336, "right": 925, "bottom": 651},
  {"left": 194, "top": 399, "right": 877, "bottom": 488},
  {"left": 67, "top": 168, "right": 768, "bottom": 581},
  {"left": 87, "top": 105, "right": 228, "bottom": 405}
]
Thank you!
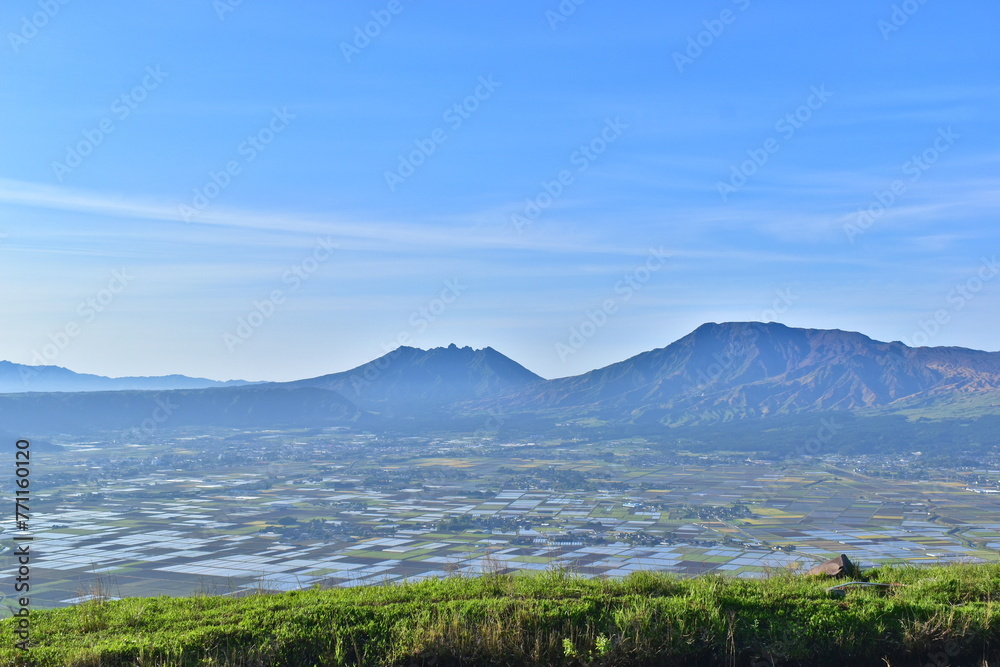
[{"left": 2, "top": 563, "right": 999, "bottom": 666}]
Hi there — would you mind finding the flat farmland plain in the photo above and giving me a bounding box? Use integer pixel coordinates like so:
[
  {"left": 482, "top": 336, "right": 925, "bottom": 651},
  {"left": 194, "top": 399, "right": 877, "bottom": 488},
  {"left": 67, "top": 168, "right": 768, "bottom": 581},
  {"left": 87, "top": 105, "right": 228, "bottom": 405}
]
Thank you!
[{"left": 3, "top": 428, "right": 999, "bottom": 612}]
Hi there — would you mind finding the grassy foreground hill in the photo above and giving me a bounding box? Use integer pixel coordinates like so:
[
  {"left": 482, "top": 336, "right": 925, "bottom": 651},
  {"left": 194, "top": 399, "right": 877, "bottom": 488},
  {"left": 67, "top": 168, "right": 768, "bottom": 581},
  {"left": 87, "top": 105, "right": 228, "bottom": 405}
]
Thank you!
[{"left": 3, "top": 564, "right": 999, "bottom": 666}]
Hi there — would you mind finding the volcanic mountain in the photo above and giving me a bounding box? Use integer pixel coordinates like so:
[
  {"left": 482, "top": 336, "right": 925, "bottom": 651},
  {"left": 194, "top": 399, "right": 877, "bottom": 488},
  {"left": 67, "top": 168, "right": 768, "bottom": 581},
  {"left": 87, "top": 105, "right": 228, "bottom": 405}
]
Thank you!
[
  {"left": 485, "top": 322, "right": 1000, "bottom": 424},
  {"left": 282, "top": 344, "right": 544, "bottom": 413}
]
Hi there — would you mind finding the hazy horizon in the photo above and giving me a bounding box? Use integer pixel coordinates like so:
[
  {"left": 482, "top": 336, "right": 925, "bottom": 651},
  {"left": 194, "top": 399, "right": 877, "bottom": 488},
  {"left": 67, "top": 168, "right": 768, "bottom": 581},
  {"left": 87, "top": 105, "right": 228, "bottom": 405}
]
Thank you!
[{"left": 5, "top": 319, "right": 1000, "bottom": 386}]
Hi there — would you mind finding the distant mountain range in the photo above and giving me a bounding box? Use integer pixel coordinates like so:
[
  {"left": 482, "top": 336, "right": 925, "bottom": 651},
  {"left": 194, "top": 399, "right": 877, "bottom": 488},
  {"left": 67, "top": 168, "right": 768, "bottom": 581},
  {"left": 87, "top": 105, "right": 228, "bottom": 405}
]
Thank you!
[
  {"left": 3, "top": 323, "right": 1000, "bottom": 447},
  {"left": 0, "top": 360, "right": 251, "bottom": 394}
]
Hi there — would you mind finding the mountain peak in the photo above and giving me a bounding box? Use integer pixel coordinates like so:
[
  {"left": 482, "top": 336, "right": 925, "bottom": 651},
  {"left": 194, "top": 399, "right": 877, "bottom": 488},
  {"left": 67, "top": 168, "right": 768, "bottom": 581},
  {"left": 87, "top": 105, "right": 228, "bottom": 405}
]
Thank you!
[
  {"left": 691, "top": 321, "right": 792, "bottom": 334},
  {"left": 495, "top": 322, "right": 1000, "bottom": 423},
  {"left": 285, "top": 344, "right": 543, "bottom": 411}
]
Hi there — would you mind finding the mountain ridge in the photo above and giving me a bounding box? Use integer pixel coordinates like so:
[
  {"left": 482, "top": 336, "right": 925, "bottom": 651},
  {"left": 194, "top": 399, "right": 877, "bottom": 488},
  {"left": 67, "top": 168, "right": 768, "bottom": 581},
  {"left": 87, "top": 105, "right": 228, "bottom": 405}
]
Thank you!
[
  {"left": 3, "top": 322, "right": 1000, "bottom": 437},
  {"left": 0, "top": 360, "right": 251, "bottom": 394},
  {"left": 479, "top": 321, "right": 1000, "bottom": 423}
]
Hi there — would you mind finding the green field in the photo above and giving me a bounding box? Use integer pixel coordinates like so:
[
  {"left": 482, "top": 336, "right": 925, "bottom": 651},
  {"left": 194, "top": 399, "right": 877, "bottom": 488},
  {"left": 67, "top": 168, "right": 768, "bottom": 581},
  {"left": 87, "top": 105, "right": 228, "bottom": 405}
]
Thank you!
[{"left": 3, "top": 563, "right": 999, "bottom": 666}]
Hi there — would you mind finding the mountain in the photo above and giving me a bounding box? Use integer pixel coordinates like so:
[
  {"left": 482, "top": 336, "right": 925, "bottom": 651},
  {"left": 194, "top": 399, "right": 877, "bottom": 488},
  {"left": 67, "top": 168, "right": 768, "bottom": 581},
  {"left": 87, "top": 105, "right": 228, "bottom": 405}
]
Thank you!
[
  {"left": 0, "top": 384, "right": 361, "bottom": 435},
  {"left": 283, "top": 344, "right": 544, "bottom": 413},
  {"left": 0, "top": 361, "right": 251, "bottom": 394},
  {"left": 481, "top": 322, "right": 1000, "bottom": 424},
  {"left": 0, "top": 429, "right": 63, "bottom": 452},
  {"left": 4, "top": 324, "right": 1000, "bottom": 443}
]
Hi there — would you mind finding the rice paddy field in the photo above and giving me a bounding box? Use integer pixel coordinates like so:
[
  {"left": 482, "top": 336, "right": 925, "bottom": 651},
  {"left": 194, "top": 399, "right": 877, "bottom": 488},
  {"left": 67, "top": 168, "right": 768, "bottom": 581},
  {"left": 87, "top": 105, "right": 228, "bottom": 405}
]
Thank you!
[{"left": 4, "top": 427, "right": 1000, "bottom": 610}]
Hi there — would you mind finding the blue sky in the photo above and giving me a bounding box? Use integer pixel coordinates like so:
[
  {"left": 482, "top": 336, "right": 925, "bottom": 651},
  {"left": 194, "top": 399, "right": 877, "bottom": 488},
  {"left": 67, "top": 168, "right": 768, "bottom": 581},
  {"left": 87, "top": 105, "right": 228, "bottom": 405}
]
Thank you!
[{"left": 1, "top": 0, "right": 998, "bottom": 382}]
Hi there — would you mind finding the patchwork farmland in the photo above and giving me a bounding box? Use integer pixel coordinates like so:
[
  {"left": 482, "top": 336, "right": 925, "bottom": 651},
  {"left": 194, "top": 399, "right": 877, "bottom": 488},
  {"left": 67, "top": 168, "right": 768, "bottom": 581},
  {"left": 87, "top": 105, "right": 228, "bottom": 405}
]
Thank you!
[{"left": 3, "top": 427, "right": 999, "bottom": 612}]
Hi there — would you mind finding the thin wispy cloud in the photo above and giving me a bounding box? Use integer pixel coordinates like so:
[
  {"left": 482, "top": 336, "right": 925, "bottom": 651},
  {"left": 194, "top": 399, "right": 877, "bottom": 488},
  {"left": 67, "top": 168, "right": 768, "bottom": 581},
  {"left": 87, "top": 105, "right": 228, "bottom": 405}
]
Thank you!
[{"left": 1, "top": 1, "right": 997, "bottom": 380}]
